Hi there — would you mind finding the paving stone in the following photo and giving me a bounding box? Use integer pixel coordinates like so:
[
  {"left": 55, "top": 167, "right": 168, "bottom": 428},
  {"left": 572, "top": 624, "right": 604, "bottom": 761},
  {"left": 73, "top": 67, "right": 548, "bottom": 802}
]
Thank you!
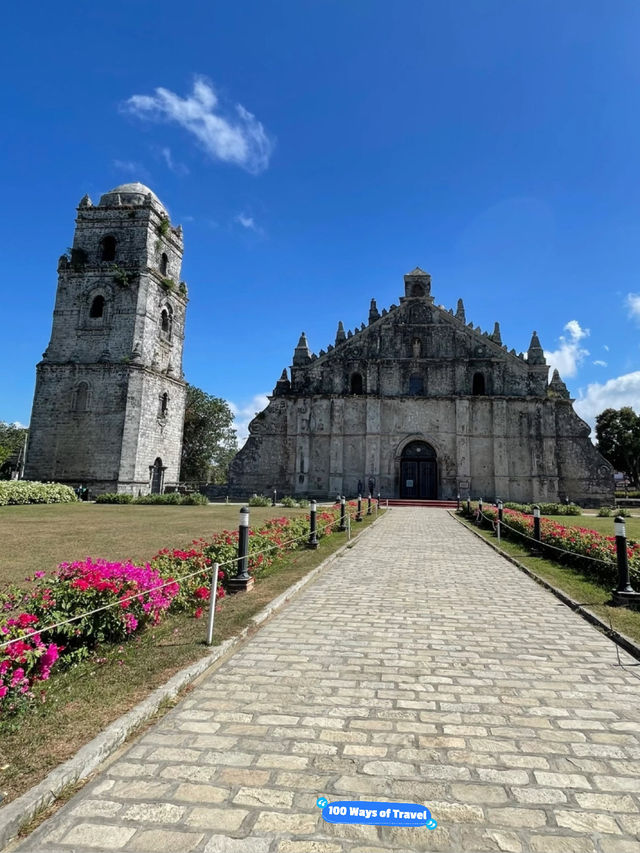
[
  {"left": 128, "top": 828, "right": 204, "bottom": 851},
  {"left": 12, "top": 510, "right": 640, "bottom": 853}
]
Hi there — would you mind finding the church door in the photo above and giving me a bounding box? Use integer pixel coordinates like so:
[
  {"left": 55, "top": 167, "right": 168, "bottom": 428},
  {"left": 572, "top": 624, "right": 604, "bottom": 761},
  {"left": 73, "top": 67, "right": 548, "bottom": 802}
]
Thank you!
[
  {"left": 400, "top": 441, "right": 437, "bottom": 499},
  {"left": 150, "top": 457, "right": 164, "bottom": 494}
]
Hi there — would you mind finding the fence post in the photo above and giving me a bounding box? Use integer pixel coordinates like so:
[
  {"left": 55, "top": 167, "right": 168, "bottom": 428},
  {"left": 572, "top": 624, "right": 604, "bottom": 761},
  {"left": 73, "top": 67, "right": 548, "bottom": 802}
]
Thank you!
[
  {"left": 533, "top": 505, "right": 541, "bottom": 543},
  {"left": 347, "top": 511, "right": 351, "bottom": 541},
  {"left": 612, "top": 516, "right": 640, "bottom": 606},
  {"left": 466, "top": 497, "right": 471, "bottom": 515},
  {"left": 356, "top": 494, "right": 363, "bottom": 522},
  {"left": 272, "top": 489, "right": 277, "bottom": 507},
  {"left": 497, "top": 499, "right": 503, "bottom": 544},
  {"left": 367, "top": 493, "right": 372, "bottom": 516},
  {"left": 456, "top": 493, "right": 461, "bottom": 511},
  {"left": 477, "top": 497, "right": 483, "bottom": 525},
  {"left": 206, "top": 562, "right": 220, "bottom": 645},
  {"left": 227, "top": 505, "right": 254, "bottom": 592},
  {"left": 339, "top": 495, "right": 347, "bottom": 531},
  {"left": 307, "top": 499, "right": 319, "bottom": 549}
]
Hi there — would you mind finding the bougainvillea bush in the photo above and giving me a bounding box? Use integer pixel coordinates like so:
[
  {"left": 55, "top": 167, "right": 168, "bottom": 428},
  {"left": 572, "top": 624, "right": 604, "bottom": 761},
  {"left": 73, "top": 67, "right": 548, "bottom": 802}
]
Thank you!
[
  {"left": 469, "top": 505, "right": 640, "bottom": 586},
  {"left": 0, "top": 505, "right": 344, "bottom": 716}
]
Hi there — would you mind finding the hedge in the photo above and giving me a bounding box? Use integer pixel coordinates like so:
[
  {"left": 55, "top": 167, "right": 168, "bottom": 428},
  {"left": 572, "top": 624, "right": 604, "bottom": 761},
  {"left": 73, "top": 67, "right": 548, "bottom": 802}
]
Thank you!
[{"left": 0, "top": 481, "right": 77, "bottom": 506}]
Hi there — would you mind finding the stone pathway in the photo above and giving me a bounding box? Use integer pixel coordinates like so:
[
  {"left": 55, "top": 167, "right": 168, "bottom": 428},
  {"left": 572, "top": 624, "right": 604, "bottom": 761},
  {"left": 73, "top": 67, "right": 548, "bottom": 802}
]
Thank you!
[{"left": 12, "top": 509, "right": 640, "bottom": 853}]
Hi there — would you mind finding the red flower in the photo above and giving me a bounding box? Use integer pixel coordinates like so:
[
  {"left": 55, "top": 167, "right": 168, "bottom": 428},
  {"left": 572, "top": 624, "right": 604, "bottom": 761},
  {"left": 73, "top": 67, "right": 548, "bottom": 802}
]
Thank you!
[{"left": 194, "top": 607, "right": 204, "bottom": 619}]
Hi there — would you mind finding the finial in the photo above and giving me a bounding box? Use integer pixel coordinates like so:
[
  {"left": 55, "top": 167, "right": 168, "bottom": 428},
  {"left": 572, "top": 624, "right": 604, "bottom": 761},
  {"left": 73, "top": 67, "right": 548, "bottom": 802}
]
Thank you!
[
  {"left": 527, "top": 330, "right": 546, "bottom": 365},
  {"left": 369, "top": 299, "right": 380, "bottom": 324},
  {"left": 293, "top": 332, "right": 312, "bottom": 366},
  {"left": 335, "top": 321, "right": 346, "bottom": 345},
  {"left": 78, "top": 194, "right": 93, "bottom": 208},
  {"left": 491, "top": 322, "right": 502, "bottom": 345}
]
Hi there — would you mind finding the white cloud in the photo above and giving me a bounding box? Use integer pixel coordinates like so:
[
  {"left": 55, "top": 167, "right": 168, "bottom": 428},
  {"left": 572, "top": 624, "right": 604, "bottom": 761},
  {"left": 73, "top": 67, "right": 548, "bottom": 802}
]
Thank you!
[
  {"left": 124, "top": 77, "right": 273, "bottom": 174},
  {"left": 234, "top": 212, "right": 261, "bottom": 233},
  {"left": 593, "top": 360, "right": 608, "bottom": 367},
  {"left": 574, "top": 371, "right": 640, "bottom": 427},
  {"left": 229, "top": 394, "right": 270, "bottom": 446},
  {"left": 112, "top": 159, "right": 146, "bottom": 176},
  {"left": 603, "top": 344, "right": 610, "bottom": 352},
  {"left": 160, "top": 146, "right": 189, "bottom": 176},
  {"left": 626, "top": 293, "right": 640, "bottom": 322},
  {"left": 544, "top": 320, "right": 590, "bottom": 378}
]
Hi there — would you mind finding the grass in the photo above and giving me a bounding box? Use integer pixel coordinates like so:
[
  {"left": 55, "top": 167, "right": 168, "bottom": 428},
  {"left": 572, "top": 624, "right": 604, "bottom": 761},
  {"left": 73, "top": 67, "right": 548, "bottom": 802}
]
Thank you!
[
  {"left": 543, "top": 514, "right": 640, "bottom": 540},
  {"left": 458, "top": 515, "right": 640, "bottom": 646},
  {"left": 0, "top": 509, "right": 381, "bottom": 806},
  {"left": 0, "top": 504, "right": 308, "bottom": 588}
]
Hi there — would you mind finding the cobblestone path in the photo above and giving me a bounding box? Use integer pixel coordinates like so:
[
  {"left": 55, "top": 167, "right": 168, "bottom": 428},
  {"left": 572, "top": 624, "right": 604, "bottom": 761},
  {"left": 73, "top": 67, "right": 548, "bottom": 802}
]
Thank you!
[{"left": 14, "top": 509, "right": 640, "bottom": 853}]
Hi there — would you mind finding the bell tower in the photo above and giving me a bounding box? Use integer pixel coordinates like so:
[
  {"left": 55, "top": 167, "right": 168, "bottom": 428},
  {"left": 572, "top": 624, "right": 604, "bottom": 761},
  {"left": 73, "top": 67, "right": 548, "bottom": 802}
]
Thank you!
[{"left": 24, "top": 182, "right": 188, "bottom": 495}]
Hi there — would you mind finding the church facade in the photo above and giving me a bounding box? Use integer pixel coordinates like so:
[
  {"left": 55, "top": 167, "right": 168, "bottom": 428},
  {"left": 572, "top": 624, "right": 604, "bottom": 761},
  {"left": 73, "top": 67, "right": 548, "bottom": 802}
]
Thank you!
[
  {"left": 24, "top": 183, "right": 187, "bottom": 495},
  {"left": 230, "top": 268, "right": 613, "bottom": 504}
]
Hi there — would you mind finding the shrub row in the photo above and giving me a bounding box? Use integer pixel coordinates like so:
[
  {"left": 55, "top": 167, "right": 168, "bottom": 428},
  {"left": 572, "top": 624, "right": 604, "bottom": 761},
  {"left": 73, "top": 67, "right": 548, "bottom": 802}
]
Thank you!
[
  {"left": 95, "top": 492, "right": 208, "bottom": 506},
  {"left": 0, "top": 481, "right": 78, "bottom": 506},
  {"left": 0, "top": 504, "right": 346, "bottom": 717},
  {"left": 462, "top": 504, "right": 640, "bottom": 587},
  {"left": 503, "top": 501, "right": 581, "bottom": 516}
]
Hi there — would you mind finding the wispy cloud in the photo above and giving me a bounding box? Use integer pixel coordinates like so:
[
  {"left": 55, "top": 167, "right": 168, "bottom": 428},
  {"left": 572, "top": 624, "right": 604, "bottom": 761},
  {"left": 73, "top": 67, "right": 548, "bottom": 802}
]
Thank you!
[
  {"left": 112, "top": 159, "right": 148, "bottom": 178},
  {"left": 229, "top": 394, "right": 270, "bottom": 446},
  {"left": 575, "top": 371, "right": 640, "bottom": 426},
  {"left": 593, "top": 360, "right": 608, "bottom": 367},
  {"left": 544, "top": 320, "right": 590, "bottom": 378},
  {"left": 160, "top": 146, "right": 189, "bottom": 176},
  {"left": 124, "top": 77, "right": 273, "bottom": 174},
  {"left": 234, "top": 212, "right": 262, "bottom": 234},
  {"left": 626, "top": 292, "right": 640, "bottom": 322}
]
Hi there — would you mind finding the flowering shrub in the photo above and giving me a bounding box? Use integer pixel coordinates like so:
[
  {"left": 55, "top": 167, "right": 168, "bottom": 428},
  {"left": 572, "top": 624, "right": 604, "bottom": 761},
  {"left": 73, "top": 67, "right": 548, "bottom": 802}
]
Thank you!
[
  {"left": 0, "top": 503, "right": 347, "bottom": 715},
  {"left": 0, "top": 481, "right": 77, "bottom": 505},
  {"left": 472, "top": 505, "right": 640, "bottom": 586}
]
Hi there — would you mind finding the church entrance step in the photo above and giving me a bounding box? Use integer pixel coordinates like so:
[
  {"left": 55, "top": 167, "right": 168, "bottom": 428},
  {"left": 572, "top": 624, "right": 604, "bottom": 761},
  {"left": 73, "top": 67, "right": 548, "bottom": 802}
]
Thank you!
[{"left": 385, "top": 499, "right": 458, "bottom": 508}]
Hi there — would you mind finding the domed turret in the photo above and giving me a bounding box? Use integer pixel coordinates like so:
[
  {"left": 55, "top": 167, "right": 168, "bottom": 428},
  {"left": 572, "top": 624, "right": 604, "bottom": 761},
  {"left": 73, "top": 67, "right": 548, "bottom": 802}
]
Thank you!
[{"left": 98, "top": 182, "right": 167, "bottom": 214}]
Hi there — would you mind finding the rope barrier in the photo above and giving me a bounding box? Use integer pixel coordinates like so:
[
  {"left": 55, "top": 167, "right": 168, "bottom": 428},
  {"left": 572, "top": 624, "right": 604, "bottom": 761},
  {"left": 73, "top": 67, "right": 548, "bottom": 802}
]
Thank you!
[
  {"left": 1, "top": 506, "right": 362, "bottom": 651},
  {"left": 476, "top": 510, "right": 615, "bottom": 567}
]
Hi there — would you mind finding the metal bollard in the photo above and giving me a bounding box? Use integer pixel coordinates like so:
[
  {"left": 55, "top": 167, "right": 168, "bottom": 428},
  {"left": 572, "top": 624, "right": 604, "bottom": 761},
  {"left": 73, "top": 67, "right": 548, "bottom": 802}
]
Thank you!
[
  {"left": 477, "top": 497, "right": 483, "bottom": 525},
  {"left": 612, "top": 516, "right": 640, "bottom": 606},
  {"left": 356, "top": 494, "right": 363, "bottom": 522},
  {"left": 533, "top": 505, "right": 541, "bottom": 543},
  {"left": 497, "top": 499, "right": 503, "bottom": 544},
  {"left": 237, "top": 506, "right": 250, "bottom": 580},
  {"left": 347, "top": 511, "right": 351, "bottom": 541},
  {"left": 339, "top": 495, "right": 347, "bottom": 531},
  {"left": 206, "top": 562, "right": 220, "bottom": 645},
  {"left": 466, "top": 497, "right": 471, "bottom": 515},
  {"left": 272, "top": 489, "right": 277, "bottom": 507},
  {"left": 456, "top": 493, "right": 461, "bottom": 511},
  {"left": 367, "top": 493, "right": 372, "bottom": 516},
  {"left": 307, "top": 499, "right": 319, "bottom": 549}
]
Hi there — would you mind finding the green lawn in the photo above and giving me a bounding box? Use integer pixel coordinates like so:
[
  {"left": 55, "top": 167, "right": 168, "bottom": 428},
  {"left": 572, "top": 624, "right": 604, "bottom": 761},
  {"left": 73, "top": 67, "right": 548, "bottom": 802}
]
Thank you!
[
  {"left": 543, "top": 514, "right": 640, "bottom": 540},
  {"left": 0, "top": 503, "right": 308, "bottom": 588}
]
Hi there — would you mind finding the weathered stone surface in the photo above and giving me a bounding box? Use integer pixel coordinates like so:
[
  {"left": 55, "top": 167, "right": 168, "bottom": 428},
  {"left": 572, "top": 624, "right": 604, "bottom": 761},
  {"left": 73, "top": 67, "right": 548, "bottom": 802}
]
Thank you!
[
  {"left": 230, "top": 270, "right": 613, "bottom": 504},
  {"left": 25, "top": 183, "right": 187, "bottom": 495},
  {"left": 128, "top": 828, "right": 203, "bottom": 852}
]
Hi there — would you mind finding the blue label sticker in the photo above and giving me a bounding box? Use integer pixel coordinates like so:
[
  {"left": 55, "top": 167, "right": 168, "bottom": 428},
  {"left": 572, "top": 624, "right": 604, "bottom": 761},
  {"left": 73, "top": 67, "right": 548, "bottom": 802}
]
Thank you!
[{"left": 319, "top": 799, "right": 433, "bottom": 827}]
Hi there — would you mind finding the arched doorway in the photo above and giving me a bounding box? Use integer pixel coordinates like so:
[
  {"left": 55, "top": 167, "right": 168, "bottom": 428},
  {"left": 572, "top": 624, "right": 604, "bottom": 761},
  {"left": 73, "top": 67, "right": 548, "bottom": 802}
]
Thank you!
[
  {"left": 150, "top": 457, "right": 165, "bottom": 494},
  {"left": 400, "top": 441, "right": 437, "bottom": 499}
]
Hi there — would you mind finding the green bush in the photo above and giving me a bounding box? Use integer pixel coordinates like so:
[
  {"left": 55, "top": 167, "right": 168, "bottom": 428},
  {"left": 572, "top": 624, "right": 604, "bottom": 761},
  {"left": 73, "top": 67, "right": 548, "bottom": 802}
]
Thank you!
[
  {"left": 0, "top": 481, "right": 78, "bottom": 506},
  {"left": 297, "top": 498, "right": 309, "bottom": 508},
  {"left": 95, "top": 493, "right": 133, "bottom": 504},
  {"left": 502, "top": 501, "right": 582, "bottom": 517},
  {"left": 597, "top": 506, "right": 613, "bottom": 517},
  {"left": 249, "top": 494, "right": 271, "bottom": 507},
  {"left": 182, "top": 492, "right": 208, "bottom": 506},
  {"left": 134, "top": 492, "right": 183, "bottom": 505},
  {"left": 280, "top": 496, "right": 297, "bottom": 508}
]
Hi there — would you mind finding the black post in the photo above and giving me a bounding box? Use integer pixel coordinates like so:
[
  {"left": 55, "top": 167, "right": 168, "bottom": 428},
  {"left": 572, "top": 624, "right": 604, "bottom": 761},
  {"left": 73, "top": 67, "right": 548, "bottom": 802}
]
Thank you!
[
  {"left": 227, "top": 505, "right": 254, "bottom": 592},
  {"left": 456, "top": 493, "right": 461, "bottom": 511},
  {"left": 612, "top": 516, "right": 640, "bottom": 606},
  {"left": 367, "top": 493, "right": 372, "bottom": 516},
  {"left": 339, "top": 495, "right": 347, "bottom": 531},
  {"left": 272, "top": 489, "right": 277, "bottom": 507},
  {"left": 533, "top": 505, "right": 541, "bottom": 544},
  {"left": 477, "top": 497, "right": 483, "bottom": 524},
  {"left": 307, "top": 499, "right": 318, "bottom": 549},
  {"left": 498, "top": 500, "right": 504, "bottom": 524},
  {"left": 466, "top": 497, "right": 471, "bottom": 515},
  {"left": 356, "top": 494, "right": 363, "bottom": 522}
]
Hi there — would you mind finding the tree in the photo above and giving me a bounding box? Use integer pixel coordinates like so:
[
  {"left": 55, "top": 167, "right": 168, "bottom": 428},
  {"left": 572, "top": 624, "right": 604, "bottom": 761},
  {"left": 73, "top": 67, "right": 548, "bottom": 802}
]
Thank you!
[
  {"left": 180, "top": 385, "right": 237, "bottom": 482},
  {"left": 0, "top": 421, "right": 28, "bottom": 479},
  {"left": 595, "top": 407, "right": 640, "bottom": 488}
]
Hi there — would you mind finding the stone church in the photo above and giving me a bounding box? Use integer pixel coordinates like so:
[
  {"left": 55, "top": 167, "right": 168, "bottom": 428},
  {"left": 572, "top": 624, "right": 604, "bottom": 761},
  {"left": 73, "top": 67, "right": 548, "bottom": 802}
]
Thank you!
[
  {"left": 230, "top": 268, "right": 614, "bottom": 504},
  {"left": 24, "top": 183, "right": 187, "bottom": 495}
]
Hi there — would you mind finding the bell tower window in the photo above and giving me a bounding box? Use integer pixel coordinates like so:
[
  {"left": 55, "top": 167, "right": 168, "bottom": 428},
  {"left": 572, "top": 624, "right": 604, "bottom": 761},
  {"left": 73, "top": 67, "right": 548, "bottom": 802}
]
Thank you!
[
  {"left": 101, "top": 236, "right": 117, "bottom": 262},
  {"left": 350, "top": 372, "right": 364, "bottom": 395},
  {"left": 73, "top": 382, "right": 90, "bottom": 413},
  {"left": 159, "top": 392, "right": 169, "bottom": 417},
  {"left": 89, "top": 295, "right": 105, "bottom": 319},
  {"left": 160, "top": 253, "right": 168, "bottom": 276},
  {"left": 160, "top": 304, "right": 173, "bottom": 339}
]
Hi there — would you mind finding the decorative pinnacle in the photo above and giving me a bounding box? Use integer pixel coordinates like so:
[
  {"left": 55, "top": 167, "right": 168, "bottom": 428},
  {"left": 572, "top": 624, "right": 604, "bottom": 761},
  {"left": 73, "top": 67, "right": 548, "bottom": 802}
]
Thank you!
[
  {"left": 491, "top": 322, "right": 502, "bottom": 345},
  {"left": 456, "top": 298, "right": 466, "bottom": 323},
  {"left": 293, "top": 332, "right": 312, "bottom": 366},
  {"left": 369, "top": 299, "right": 380, "bottom": 324},
  {"left": 335, "top": 321, "right": 346, "bottom": 345},
  {"left": 527, "top": 330, "right": 547, "bottom": 366}
]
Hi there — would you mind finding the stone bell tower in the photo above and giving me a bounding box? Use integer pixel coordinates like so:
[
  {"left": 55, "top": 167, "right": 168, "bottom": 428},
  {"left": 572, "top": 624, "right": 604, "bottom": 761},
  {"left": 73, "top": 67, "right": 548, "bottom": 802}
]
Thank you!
[{"left": 24, "top": 182, "right": 188, "bottom": 495}]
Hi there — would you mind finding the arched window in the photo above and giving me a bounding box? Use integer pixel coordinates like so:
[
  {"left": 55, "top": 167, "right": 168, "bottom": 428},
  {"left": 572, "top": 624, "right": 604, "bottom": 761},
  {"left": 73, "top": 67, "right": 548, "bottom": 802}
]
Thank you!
[
  {"left": 160, "top": 253, "right": 168, "bottom": 276},
  {"left": 350, "top": 372, "right": 364, "bottom": 395},
  {"left": 150, "top": 457, "right": 164, "bottom": 494},
  {"left": 89, "top": 295, "right": 105, "bottom": 318},
  {"left": 101, "top": 236, "right": 116, "bottom": 262},
  {"left": 160, "top": 304, "right": 173, "bottom": 338},
  {"left": 409, "top": 373, "right": 424, "bottom": 395},
  {"left": 472, "top": 372, "right": 486, "bottom": 395},
  {"left": 159, "top": 392, "right": 169, "bottom": 417},
  {"left": 74, "top": 382, "right": 89, "bottom": 413}
]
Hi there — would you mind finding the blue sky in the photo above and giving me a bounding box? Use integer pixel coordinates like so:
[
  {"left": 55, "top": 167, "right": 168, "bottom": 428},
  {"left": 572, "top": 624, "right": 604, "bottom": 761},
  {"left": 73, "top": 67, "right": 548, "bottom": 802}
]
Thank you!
[{"left": 2, "top": 1, "right": 640, "bottom": 442}]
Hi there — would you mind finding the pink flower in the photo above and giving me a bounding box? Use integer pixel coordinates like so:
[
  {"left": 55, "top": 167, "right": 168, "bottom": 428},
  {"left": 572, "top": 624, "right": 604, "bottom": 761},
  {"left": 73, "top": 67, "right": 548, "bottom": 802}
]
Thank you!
[
  {"left": 0, "top": 685, "right": 7, "bottom": 699},
  {"left": 11, "top": 667, "right": 25, "bottom": 687}
]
